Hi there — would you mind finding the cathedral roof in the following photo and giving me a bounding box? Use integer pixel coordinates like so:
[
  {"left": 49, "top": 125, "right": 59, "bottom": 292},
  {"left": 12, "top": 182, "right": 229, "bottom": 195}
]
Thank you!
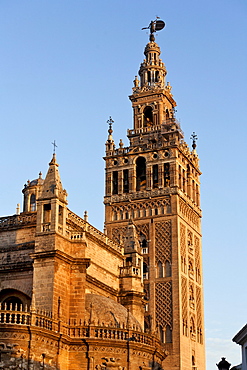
[{"left": 85, "top": 294, "right": 142, "bottom": 330}]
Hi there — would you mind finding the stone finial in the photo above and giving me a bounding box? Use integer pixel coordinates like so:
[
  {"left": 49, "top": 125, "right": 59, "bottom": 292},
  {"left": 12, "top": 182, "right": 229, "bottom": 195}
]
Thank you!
[
  {"left": 84, "top": 210, "right": 88, "bottom": 222},
  {"left": 133, "top": 75, "right": 140, "bottom": 87},
  {"left": 16, "top": 203, "right": 20, "bottom": 215}
]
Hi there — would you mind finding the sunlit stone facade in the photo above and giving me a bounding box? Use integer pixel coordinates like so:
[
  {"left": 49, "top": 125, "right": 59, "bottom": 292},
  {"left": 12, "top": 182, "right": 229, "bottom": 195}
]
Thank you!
[{"left": 0, "top": 25, "right": 205, "bottom": 370}]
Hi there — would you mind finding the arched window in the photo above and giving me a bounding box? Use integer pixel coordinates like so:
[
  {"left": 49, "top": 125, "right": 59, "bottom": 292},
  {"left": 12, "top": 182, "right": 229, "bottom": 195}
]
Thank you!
[
  {"left": 143, "top": 106, "right": 153, "bottom": 127},
  {"left": 190, "top": 317, "right": 196, "bottom": 340},
  {"left": 43, "top": 203, "right": 51, "bottom": 224},
  {"left": 189, "top": 285, "right": 195, "bottom": 309},
  {"left": 136, "top": 157, "right": 146, "bottom": 191},
  {"left": 153, "top": 164, "right": 158, "bottom": 188},
  {"left": 58, "top": 205, "right": 63, "bottom": 225},
  {"left": 165, "top": 109, "right": 170, "bottom": 120},
  {"left": 165, "top": 260, "right": 171, "bottom": 277},
  {"left": 159, "top": 325, "right": 164, "bottom": 343},
  {"left": 2, "top": 296, "right": 23, "bottom": 310},
  {"left": 0, "top": 289, "right": 31, "bottom": 310},
  {"left": 143, "top": 262, "right": 148, "bottom": 280},
  {"left": 188, "top": 261, "right": 194, "bottom": 278},
  {"left": 112, "top": 171, "right": 118, "bottom": 195},
  {"left": 123, "top": 169, "right": 129, "bottom": 193},
  {"left": 165, "top": 325, "right": 172, "bottom": 343},
  {"left": 157, "top": 261, "right": 163, "bottom": 278},
  {"left": 155, "top": 71, "right": 159, "bottom": 82},
  {"left": 30, "top": 193, "right": 36, "bottom": 212}
]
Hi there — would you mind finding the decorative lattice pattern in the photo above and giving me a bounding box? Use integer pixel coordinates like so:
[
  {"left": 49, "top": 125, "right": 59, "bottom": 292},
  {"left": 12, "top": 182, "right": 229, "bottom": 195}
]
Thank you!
[
  {"left": 194, "top": 236, "right": 200, "bottom": 267},
  {"left": 155, "top": 221, "right": 172, "bottom": 264},
  {"left": 194, "top": 235, "right": 201, "bottom": 284},
  {"left": 196, "top": 286, "right": 202, "bottom": 327},
  {"left": 179, "top": 198, "right": 200, "bottom": 228},
  {"left": 188, "top": 230, "right": 193, "bottom": 255},
  {"left": 111, "top": 226, "right": 127, "bottom": 245},
  {"left": 136, "top": 223, "right": 149, "bottom": 240},
  {"left": 180, "top": 223, "right": 186, "bottom": 258},
  {"left": 155, "top": 282, "right": 172, "bottom": 327},
  {"left": 196, "top": 286, "right": 203, "bottom": 343},
  {"left": 112, "top": 197, "right": 171, "bottom": 221},
  {"left": 111, "top": 223, "right": 149, "bottom": 246},
  {"left": 181, "top": 276, "right": 188, "bottom": 320}
]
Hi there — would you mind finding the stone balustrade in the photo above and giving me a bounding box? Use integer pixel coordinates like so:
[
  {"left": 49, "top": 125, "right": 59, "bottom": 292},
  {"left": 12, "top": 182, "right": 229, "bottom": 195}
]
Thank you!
[
  {"left": 0, "top": 214, "right": 36, "bottom": 229},
  {"left": 0, "top": 305, "right": 159, "bottom": 346}
]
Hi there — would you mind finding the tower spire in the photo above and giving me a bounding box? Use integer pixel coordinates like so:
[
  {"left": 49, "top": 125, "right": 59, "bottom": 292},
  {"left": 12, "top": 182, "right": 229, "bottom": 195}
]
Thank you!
[{"left": 40, "top": 153, "right": 67, "bottom": 204}]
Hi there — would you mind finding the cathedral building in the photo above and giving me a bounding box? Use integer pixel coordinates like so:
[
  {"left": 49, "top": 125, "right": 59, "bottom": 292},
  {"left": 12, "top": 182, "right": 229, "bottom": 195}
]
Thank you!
[{"left": 0, "top": 22, "right": 205, "bottom": 370}]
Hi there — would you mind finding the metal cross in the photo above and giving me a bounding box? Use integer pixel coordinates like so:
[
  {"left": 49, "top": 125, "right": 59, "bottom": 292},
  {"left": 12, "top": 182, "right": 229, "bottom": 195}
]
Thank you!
[
  {"left": 190, "top": 132, "right": 198, "bottom": 150},
  {"left": 51, "top": 140, "right": 57, "bottom": 154},
  {"left": 107, "top": 116, "right": 114, "bottom": 131}
]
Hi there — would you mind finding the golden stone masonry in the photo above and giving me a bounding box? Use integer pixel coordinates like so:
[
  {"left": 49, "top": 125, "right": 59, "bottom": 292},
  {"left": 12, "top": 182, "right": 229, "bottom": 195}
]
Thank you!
[{"left": 0, "top": 22, "right": 205, "bottom": 370}]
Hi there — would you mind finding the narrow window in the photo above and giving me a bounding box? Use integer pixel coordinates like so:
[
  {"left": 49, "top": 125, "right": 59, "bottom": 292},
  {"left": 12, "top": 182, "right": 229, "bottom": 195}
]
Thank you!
[
  {"left": 143, "top": 262, "right": 148, "bottom": 279},
  {"left": 159, "top": 325, "right": 164, "bottom": 343},
  {"left": 58, "top": 205, "right": 63, "bottom": 225},
  {"left": 166, "top": 109, "right": 169, "bottom": 120},
  {"left": 143, "top": 106, "right": 153, "bottom": 127},
  {"left": 136, "top": 157, "right": 146, "bottom": 191},
  {"left": 165, "top": 260, "right": 171, "bottom": 277},
  {"left": 165, "top": 325, "right": 172, "bottom": 343},
  {"left": 30, "top": 194, "right": 36, "bottom": 212},
  {"left": 164, "top": 163, "right": 170, "bottom": 187},
  {"left": 158, "top": 261, "right": 163, "bottom": 278},
  {"left": 153, "top": 164, "right": 158, "bottom": 188},
  {"left": 112, "top": 171, "right": 118, "bottom": 194},
  {"left": 43, "top": 204, "right": 51, "bottom": 224},
  {"left": 123, "top": 169, "right": 129, "bottom": 193}
]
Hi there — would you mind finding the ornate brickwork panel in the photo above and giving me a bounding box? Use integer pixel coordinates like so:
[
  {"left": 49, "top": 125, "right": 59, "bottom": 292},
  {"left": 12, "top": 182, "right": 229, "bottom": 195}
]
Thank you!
[
  {"left": 155, "top": 221, "right": 172, "bottom": 264},
  {"left": 181, "top": 276, "right": 188, "bottom": 336},
  {"left": 189, "top": 282, "right": 195, "bottom": 310},
  {"left": 136, "top": 223, "right": 149, "bottom": 240},
  {"left": 188, "top": 255, "right": 195, "bottom": 280},
  {"left": 155, "top": 281, "right": 172, "bottom": 328},
  {"left": 111, "top": 223, "right": 149, "bottom": 246},
  {"left": 179, "top": 198, "right": 200, "bottom": 229},
  {"left": 194, "top": 235, "right": 201, "bottom": 284},
  {"left": 180, "top": 223, "right": 186, "bottom": 273},
  {"left": 196, "top": 286, "right": 203, "bottom": 343},
  {"left": 112, "top": 197, "right": 171, "bottom": 221},
  {"left": 187, "top": 230, "right": 193, "bottom": 255},
  {"left": 111, "top": 226, "right": 128, "bottom": 245}
]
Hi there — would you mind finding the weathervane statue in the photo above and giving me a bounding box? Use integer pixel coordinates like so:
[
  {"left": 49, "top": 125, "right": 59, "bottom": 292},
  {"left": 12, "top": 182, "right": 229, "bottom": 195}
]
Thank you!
[{"left": 142, "top": 17, "right": 165, "bottom": 41}]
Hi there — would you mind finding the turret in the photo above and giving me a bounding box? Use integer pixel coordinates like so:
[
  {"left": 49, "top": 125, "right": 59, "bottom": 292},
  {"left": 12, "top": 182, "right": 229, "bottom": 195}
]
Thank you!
[
  {"left": 36, "top": 153, "right": 68, "bottom": 235},
  {"left": 22, "top": 172, "right": 44, "bottom": 213},
  {"left": 119, "top": 221, "right": 144, "bottom": 327}
]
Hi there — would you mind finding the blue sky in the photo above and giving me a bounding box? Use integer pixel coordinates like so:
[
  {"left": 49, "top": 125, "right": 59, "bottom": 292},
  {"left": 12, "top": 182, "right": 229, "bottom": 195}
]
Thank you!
[{"left": 0, "top": 1, "right": 247, "bottom": 369}]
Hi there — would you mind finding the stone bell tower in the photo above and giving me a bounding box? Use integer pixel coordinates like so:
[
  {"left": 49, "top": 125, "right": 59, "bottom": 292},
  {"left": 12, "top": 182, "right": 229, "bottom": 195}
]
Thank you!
[{"left": 104, "top": 21, "right": 205, "bottom": 370}]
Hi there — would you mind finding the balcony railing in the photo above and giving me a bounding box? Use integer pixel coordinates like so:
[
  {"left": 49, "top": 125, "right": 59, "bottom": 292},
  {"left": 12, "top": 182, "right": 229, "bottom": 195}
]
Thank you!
[{"left": 0, "top": 305, "right": 161, "bottom": 347}]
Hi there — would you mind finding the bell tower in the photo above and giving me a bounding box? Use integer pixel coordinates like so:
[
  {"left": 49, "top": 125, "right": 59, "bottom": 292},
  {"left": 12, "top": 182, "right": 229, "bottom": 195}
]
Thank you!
[{"left": 104, "top": 20, "right": 205, "bottom": 370}]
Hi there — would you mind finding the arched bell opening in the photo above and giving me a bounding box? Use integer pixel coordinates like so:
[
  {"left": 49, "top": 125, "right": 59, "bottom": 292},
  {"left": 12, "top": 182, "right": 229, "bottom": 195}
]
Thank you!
[
  {"left": 136, "top": 157, "right": 146, "bottom": 191},
  {"left": 143, "top": 106, "right": 153, "bottom": 127}
]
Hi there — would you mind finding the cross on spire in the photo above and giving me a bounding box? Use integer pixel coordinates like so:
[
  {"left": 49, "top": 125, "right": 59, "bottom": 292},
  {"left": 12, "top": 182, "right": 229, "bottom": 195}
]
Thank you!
[
  {"left": 107, "top": 116, "right": 114, "bottom": 135},
  {"left": 51, "top": 140, "right": 58, "bottom": 154},
  {"left": 190, "top": 132, "right": 198, "bottom": 150}
]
